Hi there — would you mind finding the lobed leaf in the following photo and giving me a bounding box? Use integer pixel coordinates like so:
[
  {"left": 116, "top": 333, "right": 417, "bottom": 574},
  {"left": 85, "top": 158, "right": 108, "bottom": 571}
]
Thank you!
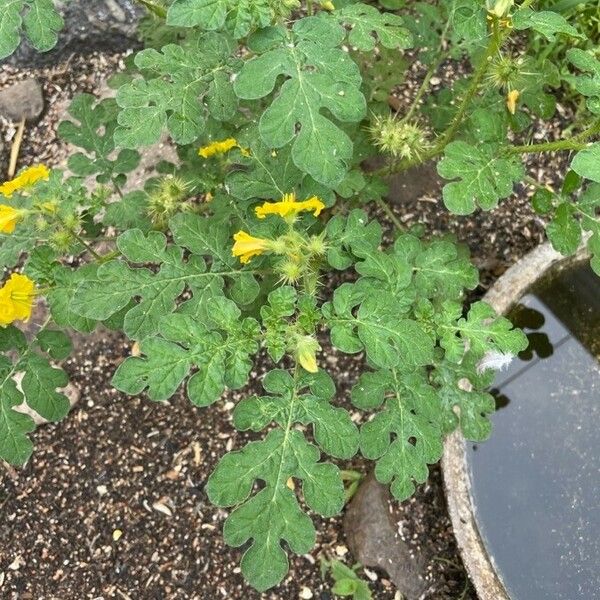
[
  {"left": 234, "top": 18, "right": 366, "bottom": 186},
  {"left": 513, "top": 8, "right": 583, "bottom": 42},
  {"left": 208, "top": 369, "right": 356, "bottom": 590},
  {"left": 114, "top": 33, "right": 240, "bottom": 147},
  {"left": 437, "top": 141, "right": 525, "bottom": 214},
  {"left": 58, "top": 94, "right": 140, "bottom": 184},
  {"left": 353, "top": 369, "right": 444, "bottom": 500},
  {"left": 332, "top": 3, "right": 412, "bottom": 51}
]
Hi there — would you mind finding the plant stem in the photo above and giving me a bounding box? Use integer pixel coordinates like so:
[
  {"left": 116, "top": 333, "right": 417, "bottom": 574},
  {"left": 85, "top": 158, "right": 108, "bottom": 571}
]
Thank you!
[
  {"left": 433, "top": 17, "right": 505, "bottom": 152},
  {"left": 376, "top": 197, "right": 405, "bottom": 231},
  {"left": 133, "top": 0, "right": 167, "bottom": 18},
  {"left": 506, "top": 118, "right": 600, "bottom": 155},
  {"left": 113, "top": 180, "right": 125, "bottom": 199},
  {"left": 401, "top": 17, "right": 452, "bottom": 124}
]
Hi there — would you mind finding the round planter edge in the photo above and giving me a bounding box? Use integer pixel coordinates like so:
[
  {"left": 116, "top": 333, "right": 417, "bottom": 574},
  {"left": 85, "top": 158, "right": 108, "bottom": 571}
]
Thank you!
[{"left": 441, "top": 242, "right": 590, "bottom": 600}]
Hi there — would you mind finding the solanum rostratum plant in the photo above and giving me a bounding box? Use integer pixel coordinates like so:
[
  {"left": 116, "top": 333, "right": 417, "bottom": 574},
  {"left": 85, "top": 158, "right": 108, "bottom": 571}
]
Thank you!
[{"left": 1, "top": 0, "right": 599, "bottom": 591}]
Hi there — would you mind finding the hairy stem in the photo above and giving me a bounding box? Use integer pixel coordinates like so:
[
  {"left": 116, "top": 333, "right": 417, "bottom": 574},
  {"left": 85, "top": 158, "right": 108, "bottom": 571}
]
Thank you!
[{"left": 506, "top": 118, "right": 600, "bottom": 155}]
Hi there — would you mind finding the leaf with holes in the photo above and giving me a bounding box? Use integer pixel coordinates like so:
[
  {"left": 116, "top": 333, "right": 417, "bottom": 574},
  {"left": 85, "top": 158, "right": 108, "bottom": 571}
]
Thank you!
[
  {"left": 353, "top": 368, "right": 444, "bottom": 500},
  {"left": 114, "top": 32, "right": 240, "bottom": 147}
]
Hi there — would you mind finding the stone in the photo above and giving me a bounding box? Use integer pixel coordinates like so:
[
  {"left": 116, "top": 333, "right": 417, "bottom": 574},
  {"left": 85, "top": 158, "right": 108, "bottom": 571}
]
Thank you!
[
  {"left": 343, "top": 473, "right": 427, "bottom": 599},
  {"left": 0, "top": 79, "right": 44, "bottom": 122},
  {"left": 6, "top": 0, "right": 142, "bottom": 67}
]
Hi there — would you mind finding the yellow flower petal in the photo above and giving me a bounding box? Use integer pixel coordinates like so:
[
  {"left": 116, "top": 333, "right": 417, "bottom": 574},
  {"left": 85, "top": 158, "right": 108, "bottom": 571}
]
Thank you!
[
  {"left": 232, "top": 231, "right": 270, "bottom": 264},
  {"left": 255, "top": 193, "right": 326, "bottom": 220},
  {"left": 296, "top": 335, "right": 321, "bottom": 373},
  {"left": 0, "top": 273, "right": 36, "bottom": 327},
  {"left": 198, "top": 138, "right": 239, "bottom": 159},
  {"left": 0, "top": 165, "right": 50, "bottom": 197},
  {"left": 0, "top": 205, "right": 25, "bottom": 234},
  {"left": 506, "top": 89, "right": 520, "bottom": 115}
]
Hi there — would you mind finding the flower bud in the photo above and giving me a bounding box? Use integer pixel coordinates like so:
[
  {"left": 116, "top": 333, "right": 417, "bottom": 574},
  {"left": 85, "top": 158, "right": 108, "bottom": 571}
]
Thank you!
[
  {"left": 486, "top": 0, "right": 513, "bottom": 18},
  {"left": 296, "top": 335, "right": 321, "bottom": 373}
]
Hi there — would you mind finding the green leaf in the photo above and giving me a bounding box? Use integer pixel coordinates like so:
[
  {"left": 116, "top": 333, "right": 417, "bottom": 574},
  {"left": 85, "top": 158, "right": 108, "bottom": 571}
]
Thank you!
[
  {"left": 324, "top": 283, "right": 434, "bottom": 369},
  {"left": 566, "top": 49, "right": 600, "bottom": 115},
  {"left": 332, "top": 3, "right": 412, "bottom": 51},
  {"left": 22, "top": 0, "right": 63, "bottom": 52},
  {"left": 21, "top": 354, "right": 70, "bottom": 422},
  {"left": 166, "top": 0, "right": 273, "bottom": 39},
  {"left": 437, "top": 141, "right": 525, "bottom": 214},
  {"left": 393, "top": 234, "right": 479, "bottom": 299},
  {"left": 69, "top": 226, "right": 257, "bottom": 340},
  {"left": 0, "top": 0, "right": 23, "bottom": 60},
  {"left": 36, "top": 329, "right": 72, "bottom": 360},
  {"left": 0, "top": 0, "right": 63, "bottom": 60},
  {"left": 546, "top": 202, "right": 581, "bottom": 255},
  {"left": 325, "top": 209, "right": 382, "bottom": 270},
  {"left": 513, "top": 8, "right": 582, "bottom": 42},
  {"left": 436, "top": 301, "right": 528, "bottom": 363},
  {"left": 207, "top": 369, "right": 351, "bottom": 591},
  {"left": 0, "top": 330, "right": 72, "bottom": 465},
  {"left": 115, "top": 33, "right": 240, "bottom": 147},
  {"left": 234, "top": 18, "right": 366, "bottom": 186},
  {"left": 0, "top": 377, "right": 35, "bottom": 465},
  {"left": 113, "top": 308, "right": 259, "bottom": 405},
  {"left": 354, "top": 368, "right": 444, "bottom": 501},
  {"left": 58, "top": 94, "right": 140, "bottom": 183},
  {"left": 432, "top": 354, "right": 496, "bottom": 441},
  {"left": 571, "top": 143, "right": 600, "bottom": 183},
  {"left": 227, "top": 141, "right": 302, "bottom": 201}
]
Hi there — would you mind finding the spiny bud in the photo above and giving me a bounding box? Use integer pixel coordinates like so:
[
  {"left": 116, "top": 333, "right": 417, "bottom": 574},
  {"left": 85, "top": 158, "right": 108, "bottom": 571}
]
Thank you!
[
  {"left": 147, "top": 176, "right": 190, "bottom": 229},
  {"left": 63, "top": 213, "right": 82, "bottom": 231},
  {"left": 305, "top": 234, "right": 327, "bottom": 257},
  {"left": 49, "top": 229, "right": 74, "bottom": 252},
  {"left": 278, "top": 259, "right": 303, "bottom": 285},
  {"left": 321, "top": 0, "right": 335, "bottom": 11},
  {"left": 35, "top": 216, "right": 49, "bottom": 231},
  {"left": 369, "top": 115, "right": 430, "bottom": 162},
  {"left": 486, "top": 54, "right": 527, "bottom": 90}
]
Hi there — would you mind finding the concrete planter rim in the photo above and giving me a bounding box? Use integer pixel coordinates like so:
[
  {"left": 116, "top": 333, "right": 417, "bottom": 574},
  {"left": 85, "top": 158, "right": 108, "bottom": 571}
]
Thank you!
[{"left": 441, "top": 242, "right": 591, "bottom": 600}]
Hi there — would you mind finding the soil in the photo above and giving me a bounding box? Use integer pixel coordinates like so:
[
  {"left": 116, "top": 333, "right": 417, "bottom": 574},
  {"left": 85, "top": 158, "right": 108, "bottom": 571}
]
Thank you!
[{"left": 0, "top": 37, "right": 571, "bottom": 600}]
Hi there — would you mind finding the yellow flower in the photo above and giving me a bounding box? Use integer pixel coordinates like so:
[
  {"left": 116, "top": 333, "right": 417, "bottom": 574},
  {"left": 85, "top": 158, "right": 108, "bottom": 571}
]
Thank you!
[
  {"left": 255, "top": 193, "right": 325, "bottom": 220},
  {"left": 296, "top": 335, "right": 321, "bottom": 373},
  {"left": 506, "top": 89, "right": 520, "bottom": 115},
  {"left": 0, "top": 165, "right": 50, "bottom": 197},
  {"left": 0, "top": 273, "right": 36, "bottom": 327},
  {"left": 321, "top": 0, "right": 335, "bottom": 10},
  {"left": 0, "top": 205, "right": 26, "bottom": 234},
  {"left": 198, "top": 138, "right": 250, "bottom": 159},
  {"left": 232, "top": 231, "right": 271, "bottom": 264}
]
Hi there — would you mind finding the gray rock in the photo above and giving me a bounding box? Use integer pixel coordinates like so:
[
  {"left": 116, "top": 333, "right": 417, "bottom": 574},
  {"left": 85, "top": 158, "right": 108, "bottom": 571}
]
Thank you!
[
  {"left": 343, "top": 472, "right": 427, "bottom": 600},
  {"left": 5, "top": 0, "right": 142, "bottom": 67},
  {"left": 0, "top": 79, "right": 44, "bottom": 122}
]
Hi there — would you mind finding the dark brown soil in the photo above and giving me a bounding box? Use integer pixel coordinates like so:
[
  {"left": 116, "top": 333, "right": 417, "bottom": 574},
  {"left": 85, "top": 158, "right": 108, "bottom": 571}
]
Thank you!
[{"left": 0, "top": 44, "right": 570, "bottom": 600}]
